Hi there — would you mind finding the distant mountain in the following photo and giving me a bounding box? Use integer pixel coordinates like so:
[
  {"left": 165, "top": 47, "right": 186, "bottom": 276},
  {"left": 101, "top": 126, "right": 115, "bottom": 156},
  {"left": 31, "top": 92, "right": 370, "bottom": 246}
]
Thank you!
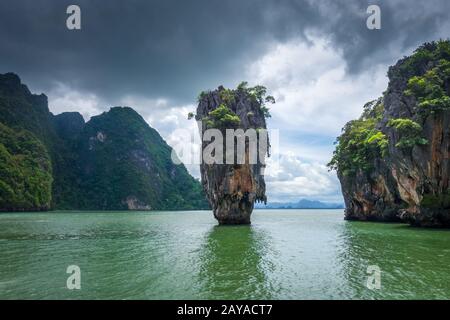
[
  {"left": 255, "top": 199, "right": 344, "bottom": 209},
  {"left": 0, "top": 73, "right": 209, "bottom": 211}
]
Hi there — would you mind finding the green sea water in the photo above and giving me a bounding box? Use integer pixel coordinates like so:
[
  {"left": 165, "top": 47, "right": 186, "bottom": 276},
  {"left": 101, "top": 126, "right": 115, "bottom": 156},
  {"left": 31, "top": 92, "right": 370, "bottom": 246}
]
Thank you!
[{"left": 0, "top": 209, "right": 449, "bottom": 299}]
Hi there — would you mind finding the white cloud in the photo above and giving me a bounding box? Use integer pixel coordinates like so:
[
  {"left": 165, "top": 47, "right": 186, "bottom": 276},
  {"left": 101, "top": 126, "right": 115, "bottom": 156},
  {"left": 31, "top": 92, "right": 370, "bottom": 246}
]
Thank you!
[
  {"left": 47, "top": 83, "right": 103, "bottom": 120},
  {"left": 264, "top": 152, "right": 341, "bottom": 203},
  {"left": 246, "top": 35, "right": 388, "bottom": 137}
]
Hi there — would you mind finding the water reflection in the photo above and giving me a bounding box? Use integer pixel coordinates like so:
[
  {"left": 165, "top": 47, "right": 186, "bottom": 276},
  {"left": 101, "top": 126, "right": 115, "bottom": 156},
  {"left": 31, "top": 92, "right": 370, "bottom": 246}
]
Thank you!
[
  {"left": 338, "top": 221, "right": 450, "bottom": 299},
  {"left": 3, "top": 210, "right": 450, "bottom": 299},
  {"left": 336, "top": 221, "right": 378, "bottom": 299},
  {"left": 0, "top": 212, "right": 205, "bottom": 299},
  {"left": 198, "top": 225, "right": 275, "bottom": 299}
]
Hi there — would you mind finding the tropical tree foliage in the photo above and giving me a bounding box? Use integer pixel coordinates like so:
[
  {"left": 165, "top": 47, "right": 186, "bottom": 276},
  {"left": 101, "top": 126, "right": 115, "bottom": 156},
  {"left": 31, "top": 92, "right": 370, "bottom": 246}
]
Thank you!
[
  {"left": 405, "top": 58, "right": 450, "bottom": 117},
  {"left": 387, "top": 118, "right": 428, "bottom": 149},
  {"left": 202, "top": 104, "right": 240, "bottom": 129},
  {"left": 0, "top": 122, "right": 52, "bottom": 210},
  {"left": 237, "top": 82, "right": 275, "bottom": 118},
  {"left": 328, "top": 118, "right": 388, "bottom": 176}
]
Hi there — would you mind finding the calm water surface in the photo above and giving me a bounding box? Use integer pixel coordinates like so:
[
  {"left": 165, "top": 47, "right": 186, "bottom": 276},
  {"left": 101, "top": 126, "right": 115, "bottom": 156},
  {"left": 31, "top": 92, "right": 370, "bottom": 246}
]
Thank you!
[{"left": 1, "top": 209, "right": 449, "bottom": 299}]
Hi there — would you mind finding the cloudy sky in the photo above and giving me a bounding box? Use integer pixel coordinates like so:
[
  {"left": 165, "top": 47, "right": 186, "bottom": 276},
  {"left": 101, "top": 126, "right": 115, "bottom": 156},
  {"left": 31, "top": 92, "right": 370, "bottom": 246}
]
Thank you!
[{"left": 1, "top": 0, "right": 450, "bottom": 203}]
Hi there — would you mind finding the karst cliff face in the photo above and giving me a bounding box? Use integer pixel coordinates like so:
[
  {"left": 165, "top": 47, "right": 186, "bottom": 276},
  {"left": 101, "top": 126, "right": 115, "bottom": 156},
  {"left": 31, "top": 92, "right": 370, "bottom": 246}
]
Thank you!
[
  {"left": 195, "top": 84, "right": 272, "bottom": 224},
  {"left": 331, "top": 41, "right": 450, "bottom": 227}
]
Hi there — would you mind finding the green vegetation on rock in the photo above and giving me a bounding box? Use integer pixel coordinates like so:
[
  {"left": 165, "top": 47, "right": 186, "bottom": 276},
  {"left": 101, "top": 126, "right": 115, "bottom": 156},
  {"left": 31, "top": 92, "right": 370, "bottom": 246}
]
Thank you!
[
  {"left": 193, "top": 82, "right": 275, "bottom": 121},
  {"left": 392, "top": 40, "right": 450, "bottom": 80},
  {"left": 328, "top": 100, "right": 388, "bottom": 176},
  {"left": 387, "top": 118, "right": 428, "bottom": 148},
  {"left": 421, "top": 192, "right": 450, "bottom": 209},
  {"left": 405, "top": 58, "right": 450, "bottom": 117},
  {"left": 237, "top": 82, "right": 275, "bottom": 118},
  {"left": 203, "top": 104, "right": 240, "bottom": 129},
  {"left": 197, "top": 90, "right": 210, "bottom": 103},
  {"left": 219, "top": 88, "right": 236, "bottom": 107},
  {"left": 0, "top": 123, "right": 52, "bottom": 210}
]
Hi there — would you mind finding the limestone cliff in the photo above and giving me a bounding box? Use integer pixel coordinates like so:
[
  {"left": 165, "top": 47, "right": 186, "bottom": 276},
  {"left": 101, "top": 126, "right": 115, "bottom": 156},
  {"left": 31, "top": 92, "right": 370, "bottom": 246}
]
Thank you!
[
  {"left": 195, "top": 83, "right": 273, "bottom": 224},
  {"left": 330, "top": 40, "right": 450, "bottom": 227}
]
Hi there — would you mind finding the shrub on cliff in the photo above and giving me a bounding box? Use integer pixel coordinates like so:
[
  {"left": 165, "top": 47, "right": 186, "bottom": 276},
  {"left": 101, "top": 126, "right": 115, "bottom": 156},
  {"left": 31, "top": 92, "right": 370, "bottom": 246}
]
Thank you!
[
  {"left": 203, "top": 104, "right": 241, "bottom": 129},
  {"left": 387, "top": 118, "right": 428, "bottom": 149},
  {"left": 328, "top": 101, "right": 388, "bottom": 176},
  {"left": 421, "top": 192, "right": 450, "bottom": 209},
  {"left": 191, "top": 82, "right": 275, "bottom": 124},
  {"left": 393, "top": 40, "right": 450, "bottom": 80},
  {"left": 405, "top": 58, "right": 450, "bottom": 117},
  {"left": 236, "top": 82, "right": 275, "bottom": 118}
]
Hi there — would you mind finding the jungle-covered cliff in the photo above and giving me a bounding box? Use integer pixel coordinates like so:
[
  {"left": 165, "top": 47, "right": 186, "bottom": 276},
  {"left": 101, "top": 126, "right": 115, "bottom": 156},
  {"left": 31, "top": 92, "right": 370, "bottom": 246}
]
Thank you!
[
  {"left": 0, "top": 73, "right": 208, "bottom": 211},
  {"left": 329, "top": 40, "right": 450, "bottom": 227}
]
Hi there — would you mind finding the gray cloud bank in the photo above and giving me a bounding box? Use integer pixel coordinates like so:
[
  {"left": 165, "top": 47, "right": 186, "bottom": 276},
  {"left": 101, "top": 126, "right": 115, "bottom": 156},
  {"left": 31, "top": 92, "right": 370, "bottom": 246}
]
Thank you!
[{"left": 1, "top": 0, "right": 449, "bottom": 105}]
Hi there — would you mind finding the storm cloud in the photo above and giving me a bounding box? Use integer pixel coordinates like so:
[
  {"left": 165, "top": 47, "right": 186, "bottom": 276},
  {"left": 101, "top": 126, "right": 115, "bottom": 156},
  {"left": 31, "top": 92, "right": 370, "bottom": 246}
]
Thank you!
[{"left": 0, "top": 0, "right": 449, "bottom": 104}]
